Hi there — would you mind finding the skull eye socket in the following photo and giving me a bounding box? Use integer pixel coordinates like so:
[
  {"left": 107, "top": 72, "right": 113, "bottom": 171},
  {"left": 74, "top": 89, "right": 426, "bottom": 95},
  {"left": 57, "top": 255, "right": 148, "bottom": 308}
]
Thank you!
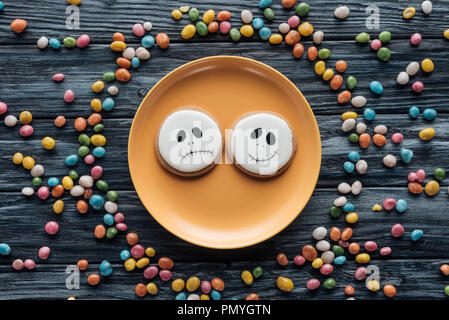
[
  {"left": 266, "top": 132, "right": 276, "bottom": 145},
  {"left": 177, "top": 130, "right": 186, "bottom": 142},
  {"left": 192, "top": 127, "right": 203, "bottom": 138},
  {"left": 250, "top": 128, "right": 262, "bottom": 139}
]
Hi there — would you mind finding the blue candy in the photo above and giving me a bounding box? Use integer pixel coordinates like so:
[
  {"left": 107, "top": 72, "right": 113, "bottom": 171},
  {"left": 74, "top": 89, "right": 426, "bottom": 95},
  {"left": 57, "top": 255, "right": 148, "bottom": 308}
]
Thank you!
[
  {"left": 141, "top": 35, "right": 155, "bottom": 48},
  {"left": 176, "top": 292, "right": 187, "bottom": 300},
  {"left": 258, "top": 0, "right": 272, "bottom": 8},
  {"left": 49, "top": 38, "right": 61, "bottom": 49},
  {"left": 0, "top": 243, "right": 11, "bottom": 256},
  {"left": 93, "top": 146, "right": 106, "bottom": 158},
  {"left": 258, "top": 27, "right": 271, "bottom": 41},
  {"left": 103, "top": 213, "right": 115, "bottom": 226},
  {"left": 347, "top": 151, "right": 360, "bottom": 162},
  {"left": 343, "top": 161, "right": 355, "bottom": 173},
  {"left": 102, "top": 97, "right": 115, "bottom": 111},
  {"left": 334, "top": 256, "right": 346, "bottom": 265},
  {"left": 131, "top": 57, "right": 140, "bottom": 68},
  {"left": 48, "top": 177, "right": 59, "bottom": 187},
  {"left": 342, "top": 202, "right": 355, "bottom": 213},
  {"left": 411, "top": 229, "right": 423, "bottom": 241},
  {"left": 395, "top": 199, "right": 408, "bottom": 213},
  {"left": 400, "top": 148, "right": 413, "bottom": 164},
  {"left": 211, "top": 290, "right": 222, "bottom": 300},
  {"left": 99, "top": 260, "right": 113, "bottom": 276},
  {"left": 364, "top": 108, "right": 376, "bottom": 121},
  {"left": 120, "top": 250, "right": 131, "bottom": 261},
  {"left": 65, "top": 154, "right": 78, "bottom": 166},
  {"left": 369, "top": 81, "right": 383, "bottom": 94},
  {"left": 422, "top": 108, "right": 437, "bottom": 121},
  {"left": 409, "top": 106, "right": 420, "bottom": 119},
  {"left": 252, "top": 17, "right": 264, "bottom": 29},
  {"left": 0, "top": 2, "right": 4, "bottom": 11},
  {"left": 89, "top": 194, "right": 104, "bottom": 210}
]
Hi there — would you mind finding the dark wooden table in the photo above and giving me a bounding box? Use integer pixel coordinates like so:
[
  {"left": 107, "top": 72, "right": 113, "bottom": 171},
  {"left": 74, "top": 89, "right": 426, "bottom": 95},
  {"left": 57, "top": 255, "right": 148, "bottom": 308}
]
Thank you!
[{"left": 0, "top": 0, "right": 448, "bottom": 300}]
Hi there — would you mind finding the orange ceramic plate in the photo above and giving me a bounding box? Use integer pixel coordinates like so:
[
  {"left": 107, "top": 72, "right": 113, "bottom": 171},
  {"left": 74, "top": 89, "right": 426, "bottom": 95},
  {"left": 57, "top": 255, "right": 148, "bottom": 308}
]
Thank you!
[{"left": 128, "top": 56, "right": 321, "bottom": 249}]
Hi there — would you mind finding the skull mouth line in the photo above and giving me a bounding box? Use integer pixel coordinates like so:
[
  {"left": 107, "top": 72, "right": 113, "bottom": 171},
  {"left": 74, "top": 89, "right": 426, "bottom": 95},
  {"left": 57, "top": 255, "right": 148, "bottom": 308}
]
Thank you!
[
  {"left": 180, "top": 149, "right": 214, "bottom": 162},
  {"left": 247, "top": 149, "right": 279, "bottom": 163}
]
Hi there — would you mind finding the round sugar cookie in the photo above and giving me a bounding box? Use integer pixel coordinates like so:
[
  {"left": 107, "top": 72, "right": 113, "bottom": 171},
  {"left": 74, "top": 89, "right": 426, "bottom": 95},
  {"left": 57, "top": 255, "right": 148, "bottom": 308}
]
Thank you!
[
  {"left": 156, "top": 107, "right": 223, "bottom": 177},
  {"left": 229, "top": 112, "right": 296, "bottom": 178}
]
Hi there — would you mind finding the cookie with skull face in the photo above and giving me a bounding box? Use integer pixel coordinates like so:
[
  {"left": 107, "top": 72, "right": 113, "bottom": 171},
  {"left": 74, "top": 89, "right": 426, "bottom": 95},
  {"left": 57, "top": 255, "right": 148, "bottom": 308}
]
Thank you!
[
  {"left": 156, "top": 107, "right": 223, "bottom": 177},
  {"left": 229, "top": 112, "right": 296, "bottom": 178}
]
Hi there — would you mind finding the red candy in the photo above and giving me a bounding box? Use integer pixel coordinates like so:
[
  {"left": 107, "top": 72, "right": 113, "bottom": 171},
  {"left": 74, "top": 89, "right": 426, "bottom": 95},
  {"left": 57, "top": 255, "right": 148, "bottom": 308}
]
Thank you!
[
  {"left": 91, "top": 166, "right": 103, "bottom": 179},
  {"left": 159, "top": 269, "right": 172, "bottom": 281},
  {"left": 52, "top": 73, "right": 65, "bottom": 82},
  {"left": 45, "top": 221, "right": 59, "bottom": 235},
  {"left": 38, "top": 246, "right": 51, "bottom": 260},
  {"left": 219, "top": 21, "right": 231, "bottom": 34},
  {"left": 370, "top": 39, "right": 382, "bottom": 51},
  {"left": 19, "top": 125, "right": 34, "bottom": 137},
  {"left": 0, "top": 102, "right": 7, "bottom": 115},
  {"left": 410, "top": 33, "right": 422, "bottom": 46},
  {"left": 293, "top": 255, "right": 306, "bottom": 266},
  {"left": 412, "top": 81, "right": 424, "bottom": 93},
  {"left": 391, "top": 132, "right": 403, "bottom": 144},
  {"left": 408, "top": 172, "right": 419, "bottom": 182},
  {"left": 306, "top": 278, "right": 320, "bottom": 290},
  {"left": 380, "top": 247, "right": 392, "bottom": 256},
  {"left": 24, "top": 259, "right": 36, "bottom": 270},
  {"left": 131, "top": 244, "right": 145, "bottom": 259},
  {"left": 364, "top": 241, "right": 378, "bottom": 252},
  {"left": 64, "top": 90, "right": 75, "bottom": 103},
  {"left": 391, "top": 223, "right": 404, "bottom": 237},
  {"left": 76, "top": 34, "right": 90, "bottom": 48},
  {"left": 116, "top": 223, "right": 127, "bottom": 231},
  {"left": 143, "top": 265, "right": 159, "bottom": 279},
  {"left": 37, "top": 186, "right": 50, "bottom": 200},
  {"left": 320, "top": 264, "right": 333, "bottom": 275},
  {"left": 382, "top": 198, "right": 396, "bottom": 210},
  {"left": 114, "top": 212, "right": 125, "bottom": 223}
]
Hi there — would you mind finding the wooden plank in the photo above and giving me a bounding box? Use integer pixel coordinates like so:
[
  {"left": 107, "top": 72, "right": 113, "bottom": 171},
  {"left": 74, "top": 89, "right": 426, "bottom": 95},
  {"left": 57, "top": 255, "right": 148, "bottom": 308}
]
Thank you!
[{"left": 0, "top": 0, "right": 448, "bottom": 45}]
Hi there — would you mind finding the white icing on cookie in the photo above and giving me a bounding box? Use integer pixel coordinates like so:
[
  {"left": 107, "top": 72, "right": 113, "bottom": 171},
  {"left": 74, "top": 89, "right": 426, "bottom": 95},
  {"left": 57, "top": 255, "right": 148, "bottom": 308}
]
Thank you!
[
  {"left": 231, "top": 113, "right": 294, "bottom": 176},
  {"left": 158, "top": 109, "right": 222, "bottom": 173}
]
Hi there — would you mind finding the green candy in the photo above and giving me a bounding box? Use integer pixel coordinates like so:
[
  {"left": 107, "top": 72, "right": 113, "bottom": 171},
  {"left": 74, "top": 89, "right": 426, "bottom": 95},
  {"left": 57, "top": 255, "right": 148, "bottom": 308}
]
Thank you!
[
  {"left": 106, "top": 226, "right": 118, "bottom": 239},
  {"left": 332, "top": 245, "right": 344, "bottom": 256},
  {"left": 188, "top": 8, "right": 199, "bottom": 22},
  {"left": 295, "top": 3, "right": 310, "bottom": 17},
  {"left": 102, "top": 72, "right": 115, "bottom": 82},
  {"left": 230, "top": 28, "right": 241, "bottom": 42},
  {"left": 346, "top": 76, "right": 357, "bottom": 90},
  {"left": 318, "top": 48, "right": 331, "bottom": 60},
  {"left": 32, "top": 177, "right": 42, "bottom": 186},
  {"left": 195, "top": 21, "right": 208, "bottom": 36},
  {"left": 106, "top": 190, "right": 118, "bottom": 202},
  {"left": 434, "top": 168, "right": 446, "bottom": 180},
  {"left": 445, "top": 285, "right": 449, "bottom": 296},
  {"left": 78, "top": 133, "right": 90, "bottom": 146},
  {"left": 329, "top": 206, "right": 342, "bottom": 218},
  {"left": 378, "top": 31, "right": 391, "bottom": 44},
  {"left": 63, "top": 36, "right": 76, "bottom": 48},
  {"left": 69, "top": 170, "right": 78, "bottom": 180},
  {"left": 355, "top": 32, "right": 370, "bottom": 43},
  {"left": 93, "top": 123, "right": 104, "bottom": 133},
  {"left": 253, "top": 266, "right": 263, "bottom": 278},
  {"left": 348, "top": 133, "right": 359, "bottom": 143},
  {"left": 96, "top": 180, "right": 109, "bottom": 191},
  {"left": 264, "top": 8, "right": 275, "bottom": 20},
  {"left": 323, "top": 278, "right": 336, "bottom": 290},
  {"left": 78, "top": 146, "right": 89, "bottom": 157},
  {"left": 377, "top": 47, "right": 391, "bottom": 61}
]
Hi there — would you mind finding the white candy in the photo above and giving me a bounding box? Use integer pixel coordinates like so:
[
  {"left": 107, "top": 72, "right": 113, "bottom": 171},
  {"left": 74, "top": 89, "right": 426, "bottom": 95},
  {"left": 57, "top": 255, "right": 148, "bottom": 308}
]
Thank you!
[
  {"left": 351, "top": 96, "right": 367, "bottom": 108},
  {"left": 406, "top": 61, "right": 420, "bottom": 76},
  {"left": 30, "top": 164, "right": 44, "bottom": 177},
  {"left": 421, "top": 0, "right": 432, "bottom": 14},
  {"left": 355, "top": 122, "right": 367, "bottom": 134},
  {"left": 4, "top": 115, "right": 17, "bottom": 127},
  {"left": 104, "top": 201, "right": 118, "bottom": 214},
  {"left": 22, "top": 187, "right": 34, "bottom": 196},
  {"left": 351, "top": 180, "right": 362, "bottom": 195},
  {"left": 397, "top": 71, "right": 409, "bottom": 85},
  {"left": 135, "top": 47, "right": 150, "bottom": 60},
  {"left": 79, "top": 175, "right": 94, "bottom": 188},
  {"left": 70, "top": 185, "right": 85, "bottom": 197},
  {"left": 383, "top": 154, "right": 397, "bottom": 168},
  {"left": 342, "top": 118, "right": 356, "bottom": 132},
  {"left": 187, "top": 294, "right": 200, "bottom": 300},
  {"left": 312, "top": 31, "right": 324, "bottom": 44},
  {"left": 143, "top": 22, "right": 152, "bottom": 31},
  {"left": 316, "top": 240, "right": 331, "bottom": 252},
  {"left": 337, "top": 182, "right": 351, "bottom": 194},
  {"left": 122, "top": 47, "right": 135, "bottom": 60},
  {"left": 312, "top": 226, "right": 327, "bottom": 240},
  {"left": 279, "top": 23, "right": 290, "bottom": 34},
  {"left": 333, "top": 196, "right": 347, "bottom": 207},
  {"left": 374, "top": 125, "right": 388, "bottom": 135},
  {"left": 321, "top": 251, "right": 335, "bottom": 264},
  {"left": 107, "top": 86, "right": 119, "bottom": 96},
  {"left": 334, "top": 6, "right": 350, "bottom": 19},
  {"left": 356, "top": 159, "right": 368, "bottom": 174},
  {"left": 241, "top": 10, "right": 253, "bottom": 23},
  {"left": 37, "top": 36, "right": 49, "bottom": 49}
]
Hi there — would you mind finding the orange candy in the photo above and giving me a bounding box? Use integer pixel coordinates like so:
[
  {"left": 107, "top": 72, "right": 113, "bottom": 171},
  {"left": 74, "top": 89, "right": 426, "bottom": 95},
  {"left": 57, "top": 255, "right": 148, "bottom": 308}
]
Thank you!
[
  {"left": 293, "top": 43, "right": 304, "bottom": 59},
  {"left": 87, "top": 113, "right": 102, "bottom": 126},
  {"left": 126, "top": 232, "right": 139, "bottom": 246},
  {"left": 77, "top": 200, "right": 88, "bottom": 214},
  {"left": 156, "top": 33, "right": 170, "bottom": 49},
  {"left": 337, "top": 90, "right": 351, "bottom": 104},
  {"left": 217, "top": 10, "right": 231, "bottom": 21},
  {"left": 116, "top": 68, "right": 131, "bottom": 83},
  {"left": 341, "top": 227, "right": 353, "bottom": 241},
  {"left": 54, "top": 115, "right": 66, "bottom": 127},
  {"left": 440, "top": 264, "right": 449, "bottom": 275},
  {"left": 158, "top": 257, "right": 174, "bottom": 270},
  {"left": 282, "top": 0, "right": 297, "bottom": 8},
  {"left": 135, "top": 283, "right": 147, "bottom": 297},
  {"left": 77, "top": 259, "right": 88, "bottom": 271},
  {"left": 74, "top": 117, "right": 87, "bottom": 131},
  {"left": 285, "top": 30, "right": 300, "bottom": 45},
  {"left": 87, "top": 273, "right": 100, "bottom": 286},
  {"left": 335, "top": 60, "right": 347, "bottom": 73},
  {"left": 302, "top": 244, "right": 318, "bottom": 261},
  {"left": 245, "top": 293, "right": 259, "bottom": 300},
  {"left": 51, "top": 185, "right": 64, "bottom": 198},
  {"left": 373, "top": 133, "right": 387, "bottom": 147},
  {"left": 330, "top": 75, "right": 343, "bottom": 90},
  {"left": 94, "top": 225, "right": 106, "bottom": 239},
  {"left": 117, "top": 57, "right": 131, "bottom": 69},
  {"left": 348, "top": 242, "right": 360, "bottom": 254},
  {"left": 344, "top": 285, "right": 355, "bottom": 295},
  {"left": 383, "top": 284, "right": 397, "bottom": 298},
  {"left": 211, "top": 277, "right": 225, "bottom": 291},
  {"left": 10, "top": 19, "right": 27, "bottom": 34},
  {"left": 330, "top": 227, "right": 341, "bottom": 242},
  {"left": 208, "top": 22, "right": 219, "bottom": 33},
  {"left": 307, "top": 46, "right": 318, "bottom": 61},
  {"left": 408, "top": 182, "right": 423, "bottom": 194},
  {"left": 359, "top": 133, "right": 371, "bottom": 148},
  {"left": 112, "top": 32, "right": 125, "bottom": 42}
]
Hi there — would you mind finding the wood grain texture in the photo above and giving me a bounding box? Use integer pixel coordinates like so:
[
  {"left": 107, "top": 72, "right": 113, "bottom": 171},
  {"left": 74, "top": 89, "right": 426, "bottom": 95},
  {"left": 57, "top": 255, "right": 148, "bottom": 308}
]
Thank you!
[{"left": 0, "top": 0, "right": 449, "bottom": 300}]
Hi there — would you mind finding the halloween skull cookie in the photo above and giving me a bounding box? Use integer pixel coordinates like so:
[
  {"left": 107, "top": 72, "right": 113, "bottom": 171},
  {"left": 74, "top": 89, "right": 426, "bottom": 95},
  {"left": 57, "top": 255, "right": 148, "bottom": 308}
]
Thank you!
[
  {"left": 229, "top": 112, "right": 296, "bottom": 178},
  {"left": 156, "top": 107, "right": 223, "bottom": 177}
]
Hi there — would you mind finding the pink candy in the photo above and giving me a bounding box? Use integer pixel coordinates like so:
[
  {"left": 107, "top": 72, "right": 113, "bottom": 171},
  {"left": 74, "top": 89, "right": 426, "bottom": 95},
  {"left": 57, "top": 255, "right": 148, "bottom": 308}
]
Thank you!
[
  {"left": 64, "top": 90, "right": 75, "bottom": 103},
  {"left": 91, "top": 165, "right": 103, "bottom": 179},
  {"left": 364, "top": 241, "right": 378, "bottom": 252},
  {"left": 12, "top": 259, "right": 24, "bottom": 271},
  {"left": 37, "top": 186, "right": 50, "bottom": 200},
  {"left": 370, "top": 39, "right": 382, "bottom": 51},
  {"left": 24, "top": 259, "right": 36, "bottom": 270},
  {"left": 143, "top": 265, "right": 159, "bottom": 279},
  {"left": 354, "top": 267, "right": 367, "bottom": 280},
  {"left": 0, "top": 102, "right": 7, "bottom": 115},
  {"left": 132, "top": 23, "right": 145, "bottom": 37},
  {"left": 391, "top": 132, "right": 403, "bottom": 144},
  {"left": 287, "top": 15, "right": 300, "bottom": 28},
  {"left": 382, "top": 198, "right": 396, "bottom": 210},
  {"left": 306, "top": 278, "right": 320, "bottom": 290},
  {"left": 201, "top": 281, "right": 212, "bottom": 294},
  {"left": 320, "top": 263, "right": 333, "bottom": 275},
  {"left": 38, "top": 246, "right": 51, "bottom": 260},
  {"left": 380, "top": 246, "right": 392, "bottom": 256},
  {"left": 416, "top": 169, "right": 426, "bottom": 182},
  {"left": 338, "top": 240, "right": 349, "bottom": 248},
  {"left": 293, "top": 255, "right": 306, "bottom": 266},
  {"left": 130, "top": 244, "right": 145, "bottom": 259},
  {"left": 410, "top": 33, "right": 422, "bottom": 46},
  {"left": 84, "top": 154, "right": 95, "bottom": 165},
  {"left": 219, "top": 21, "right": 231, "bottom": 34},
  {"left": 391, "top": 223, "right": 404, "bottom": 237},
  {"left": 45, "top": 221, "right": 59, "bottom": 235},
  {"left": 52, "top": 73, "right": 65, "bottom": 82},
  {"left": 159, "top": 269, "right": 172, "bottom": 281},
  {"left": 76, "top": 34, "right": 90, "bottom": 48},
  {"left": 19, "top": 125, "right": 34, "bottom": 137},
  {"left": 116, "top": 223, "right": 127, "bottom": 231},
  {"left": 114, "top": 212, "right": 125, "bottom": 223},
  {"left": 412, "top": 81, "right": 424, "bottom": 93},
  {"left": 408, "top": 172, "right": 419, "bottom": 182}
]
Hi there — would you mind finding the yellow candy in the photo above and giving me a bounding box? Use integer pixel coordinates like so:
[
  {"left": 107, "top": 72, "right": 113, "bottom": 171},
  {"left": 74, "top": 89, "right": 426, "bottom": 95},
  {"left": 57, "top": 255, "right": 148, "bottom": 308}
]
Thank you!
[
  {"left": 22, "top": 156, "right": 35, "bottom": 170},
  {"left": 355, "top": 253, "right": 370, "bottom": 264},
  {"left": 312, "top": 258, "right": 323, "bottom": 269},
  {"left": 403, "top": 7, "right": 416, "bottom": 19},
  {"left": 181, "top": 24, "right": 196, "bottom": 39},
  {"left": 444, "top": 29, "right": 449, "bottom": 40},
  {"left": 171, "top": 9, "right": 182, "bottom": 20},
  {"left": 421, "top": 58, "right": 434, "bottom": 73},
  {"left": 53, "top": 200, "right": 64, "bottom": 214},
  {"left": 67, "top": 0, "right": 82, "bottom": 5},
  {"left": 203, "top": 9, "right": 215, "bottom": 24},
  {"left": 91, "top": 81, "right": 105, "bottom": 93},
  {"left": 419, "top": 128, "right": 435, "bottom": 141},
  {"left": 67, "top": 297, "right": 76, "bottom": 300},
  {"left": 171, "top": 278, "right": 185, "bottom": 292},
  {"left": 146, "top": 282, "right": 158, "bottom": 295},
  {"left": 42, "top": 137, "right": 55, "bottom": 150},
  {"left": 276, "top": 276, "right": 294, "bottom": 292},
  {"left": 62, "top": 176, "right": 74, "bottom": 190},
  {"left": 322, "top": 68, "right": 334, "bottom": 81},
  {"left": 269, "top": 33, "right": 283, "bottom": 45},
  {"left": 136, "top": 257, "right": 150, "bottom": 269},
  {"left": 91, "top": 134, "right": 106, "bottom": 146},
  {"left": 13, "top": 153, "right": 24, "bottom": 165},
  {"left": 110, "top": 41, "right": 126, "bottom": 52},
  {"left": 240, "top": 25, "right": 254, "bottom": 37},
  {"left": 124, "top": 258, "right": 136, "bottom": 271},
  {"left": 200, "top": 294, "right": 210, "bottom": 300},
  {"left": 180, "top": 6, "right": 190, "bottom": 13},
  {"left": 241, "top": 270, "right": 254, "bottom": 285},
  {"left": 90, "top": 98, "right": 102, "bottom": 112},
  {"left": 186, "top": 276, "right": 201, "bottom": 291},
  {"left": 372, "top": 204, "right": 382, "bottom": 211},
  {"left": 367, "top": 280, "right": 380, "bottom": 292},
  {"left": 298, "top": 22, "right": 313, "bottom": 37},
  {"left": 346, "top": 212, "right": 359, "bottom": 224},
  {"left": 424, "top": 180, "right": 440, "bottom": 196},
  {"left": 145, "top": 247, "right": 156, "bottom": 257},
  {"left": 341, "top": 111, "right": 357, "bottom": 120},
  {"left": 315, "top": 61, "right": 325, "bottom": 75},
  {"left": 19, "top": 111, "right": 32, "bottom": 124}
]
